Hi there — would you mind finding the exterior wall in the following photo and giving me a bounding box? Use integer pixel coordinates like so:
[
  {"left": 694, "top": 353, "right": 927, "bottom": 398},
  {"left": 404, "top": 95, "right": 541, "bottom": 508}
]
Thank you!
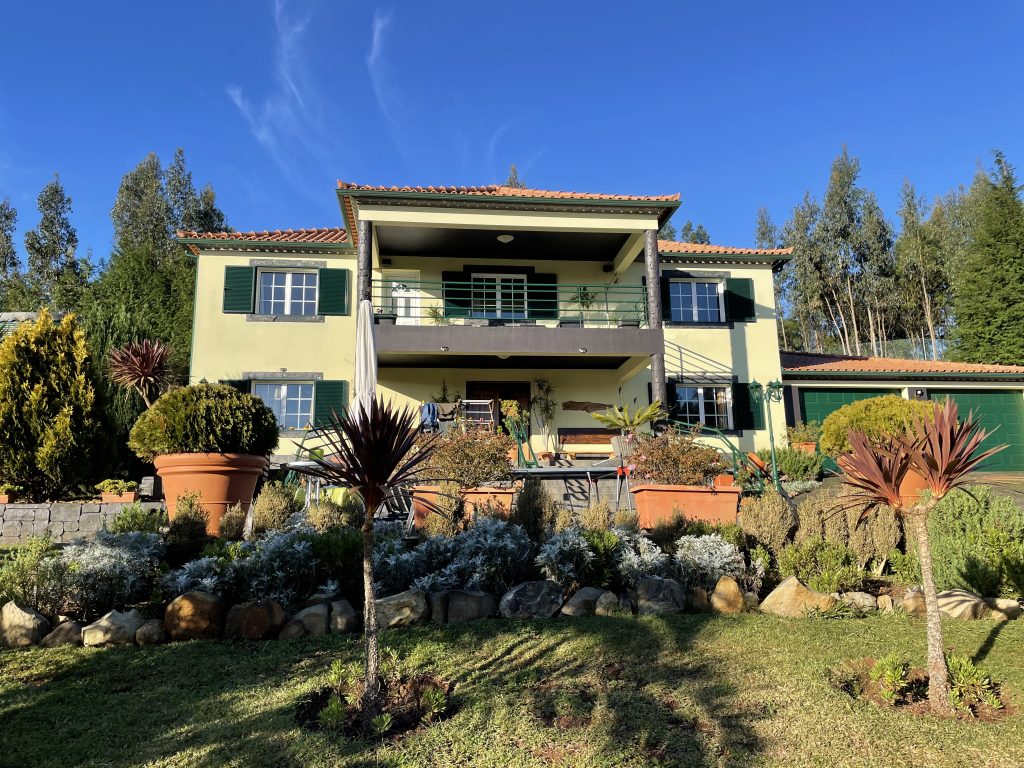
[{"left": 0, "top": 502, "right": 165, "bottom": 545}]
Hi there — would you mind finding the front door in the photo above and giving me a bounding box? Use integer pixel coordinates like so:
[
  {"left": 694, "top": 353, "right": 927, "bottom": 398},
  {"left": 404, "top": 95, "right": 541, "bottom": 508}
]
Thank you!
[{"left": 465, "top": 381, "right": 531, "bottom": 435}]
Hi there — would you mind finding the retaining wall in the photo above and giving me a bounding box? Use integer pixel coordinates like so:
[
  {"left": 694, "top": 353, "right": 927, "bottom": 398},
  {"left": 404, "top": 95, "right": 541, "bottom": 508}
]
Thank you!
[{"left": 0, "top": 502, "right": 164, "bottom": 545}]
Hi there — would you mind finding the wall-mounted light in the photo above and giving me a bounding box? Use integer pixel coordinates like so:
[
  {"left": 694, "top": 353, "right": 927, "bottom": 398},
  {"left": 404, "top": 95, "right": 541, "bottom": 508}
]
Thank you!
[
  {"left": 496, "top": 234, "right": 515, "bottom": 244},
  {"left": 440, "top": 346, "right": 450, "bottom": 352},
  {"left": 578, "top": 347, "right": 587, "bottom": 353}
]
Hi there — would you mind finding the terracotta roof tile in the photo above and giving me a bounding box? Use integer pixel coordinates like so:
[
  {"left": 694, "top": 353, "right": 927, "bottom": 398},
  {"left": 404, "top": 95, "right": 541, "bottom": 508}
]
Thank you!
[
  {"left": 781, "top": 351, "right": 1024, "bottom": 375},
  {"left": 659, "top": 240, "right": 793, "bottom": 256},
  {"left": 336, "top": 180, "right": 680, "bottom": 203},
  {"left": 176, "top": 227, "right": 348, "bottom": 244}
]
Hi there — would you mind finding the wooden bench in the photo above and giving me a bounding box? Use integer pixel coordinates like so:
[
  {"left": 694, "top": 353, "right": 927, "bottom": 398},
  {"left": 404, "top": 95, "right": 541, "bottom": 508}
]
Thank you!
[{"left": 557, "top": 428, "right": 618, "bottom": 460}]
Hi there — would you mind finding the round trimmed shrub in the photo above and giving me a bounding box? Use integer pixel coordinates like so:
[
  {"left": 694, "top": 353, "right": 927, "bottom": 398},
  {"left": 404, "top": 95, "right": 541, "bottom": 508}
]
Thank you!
[
  {"left": 819, "top": 395, "right": 935, "bottom": 457},
  {"left": 128, "top": 383, "right": 279, "bottom": 461}
]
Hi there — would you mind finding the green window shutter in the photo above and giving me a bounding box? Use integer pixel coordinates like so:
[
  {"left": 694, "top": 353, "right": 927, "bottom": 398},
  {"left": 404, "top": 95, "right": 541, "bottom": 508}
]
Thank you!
[
  {"left": 314, "top": 380, "right": 348, "bottom": 426},
  {"left": 317, "top": 268, "right": 350, "bottom": 315},
  {"left": 527, "top": 273, "right": 558, "bottom": 320},
  {"left": 660, "top": 276, "right": 673, "bottom": 322},
  {"left": 442, "top": 271, "right": 471, "bottom": 317},
  {"left": 223, "top": 266, "right": 255, "bottom": 313},
  {"left": 724, "top": 278, "right": 756, "bottom": 322},
  {"left": 732, "top": 382, "right": 764, "bottom": 431}
]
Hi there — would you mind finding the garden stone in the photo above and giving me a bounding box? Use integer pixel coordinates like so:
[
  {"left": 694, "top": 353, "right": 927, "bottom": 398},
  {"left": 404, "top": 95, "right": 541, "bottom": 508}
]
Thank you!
[
  {"left": 329, "top": 600, "right": 358, "bottom": 633},
  {"left": 877, "top": 595, "right": 895, "bottom": 613},
  {"left": 278, "top": 619, "right": 306, "bottom": 640},
  {"left": 561, "top": 587, "right": 605, "bottom": 617},
  {"left": 1, "top": 601, "right": 51, "bottom": 647},
  {"left": 710, "top": 576, "right": 745, "bottom": 614},
  {"left": 448, "top": 590, "right": 497, "bottom": 622},
  {"left": 594, "top": 591, "right": 622, "bottom": 616},
  {"left": 305, "top": 591, "right": 338, "bottom": 608},
  {"left": 428, "top": 591, "right": 449, "bottom": 624},
  {"left": 51, "top": 503, "right": 83, "bottom": 522},
  {"left": 937, "top": 589, "right": 989, "bottom": 620},
  {"left": 292, "top": 604, "right": 329, "bottom": 636},
  {"left": 637, "top": 577, "right": 687, "bottom": 615},
  {"left": 41, "top": 621, "right": 83, "bottom": 648},
  {"left": 499, "top": 581, "right": 563, "bottom": 619},
  {"left": 839, "top": 592, "right": 877, "bottom": 612},
  {"left": 743, "top": 592, "right": 759, "bottom": 610},
  {"left": 986, "top": 597, "right": 1022, "bottom": 621},
  {"left": 901, "top": 587, "right": 926, "bottom": 616},
  {"left": 759, "top": 576, "right": 836, "bottom": 618},
  {"left": 376, "top": 589, "right": 428, "bottom": 628},
  {"left": 136, "top": 619, "right": 166, "bottom": 646},
  {"left": 82, "top": 609, "right": 144, "bottom": 647},
  {"left": 164, "top": 591, "right": 226, "bottom": 641},
  {"left": 688, "top": 587, "right": 710, "bottom": 612},
  {"left": 224, "top": 599, "right": 286, "bottom": 640}
]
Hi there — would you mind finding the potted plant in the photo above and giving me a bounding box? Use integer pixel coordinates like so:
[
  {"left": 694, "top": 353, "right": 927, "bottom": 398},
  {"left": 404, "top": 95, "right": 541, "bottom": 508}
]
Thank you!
[
  {"left": 787, "top": 421, "right": 821, "bottom": 454},
  {"left": 592, "top": 400, "right": 665, "bottom": 460},
  {"left": 617, "top": 301, "right": 645, "bottom": 328},
  {"left": 0, "top": 483, "right": 22, "bottom": 504},
  {"left": 128, "top": 383, "right": 279, "bottom": 535},
  {"left": 531, "top": 379, "right": 558, "bottom": 464},
  {"left": 374, "top": 309, "right": 398, "bottom": 325},
  {"left": 431, "top": 379, "right": 462, "bottom": 420},
  {"left": 559, "top": 285, "right": 600, "bottom": 327},
  {"left": 410, "top": 425, "right": 516, "bottom": 527},
  {"left": 628, "top": 427, "right": 741, "bottom": 527},
  {"left": 95, "top": 479, "right": 140, "bottom": 503}
]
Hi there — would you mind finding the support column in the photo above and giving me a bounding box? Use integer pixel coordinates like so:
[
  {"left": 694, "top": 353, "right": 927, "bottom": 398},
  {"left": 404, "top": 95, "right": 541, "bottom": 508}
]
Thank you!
[
  {"left": 357, "top": 218, "right": 372, "bottom": 303},
  {"left": 644, "top": 228, "right": 667, "bottom": 406}
]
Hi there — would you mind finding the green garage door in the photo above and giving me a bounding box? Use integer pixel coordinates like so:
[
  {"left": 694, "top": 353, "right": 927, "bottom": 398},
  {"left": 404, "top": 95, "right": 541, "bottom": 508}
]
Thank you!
[
  {"left": 929, "top": 389, "right": 1024, "bottom": 471},
  {"left": 798, "top": 387, "right": 900, "bottom": 425}
]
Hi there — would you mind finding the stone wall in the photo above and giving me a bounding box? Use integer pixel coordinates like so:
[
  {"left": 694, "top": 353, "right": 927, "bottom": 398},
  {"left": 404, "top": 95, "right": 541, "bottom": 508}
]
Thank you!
[{"left": 0, "top": 502, "right": 164, "bottom": 545}]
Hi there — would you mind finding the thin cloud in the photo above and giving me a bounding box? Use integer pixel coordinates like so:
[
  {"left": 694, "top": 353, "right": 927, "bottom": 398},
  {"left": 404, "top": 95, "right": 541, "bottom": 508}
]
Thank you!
[{"left": 366, "top": 9, "right": 399, "bottom": 123}]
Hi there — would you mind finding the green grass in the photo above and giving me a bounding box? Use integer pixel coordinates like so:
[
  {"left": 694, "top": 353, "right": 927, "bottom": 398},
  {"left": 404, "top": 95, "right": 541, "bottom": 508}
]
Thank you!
[{"left": 1, "top": 613, "right": 1023, "bottom": 767}]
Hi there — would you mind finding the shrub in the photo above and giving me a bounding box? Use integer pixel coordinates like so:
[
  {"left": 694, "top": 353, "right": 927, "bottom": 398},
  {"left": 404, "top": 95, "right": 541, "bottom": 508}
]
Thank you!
[
  {"left": 794, "top": 487, "right": 901, "bottom": 569},
  {"left": 778, "top": 537, "right": 864, "bottom": 593},
  {"left": 582, "top": 529, "right": 622, "bottom": 591},
  {"left": 107, "top": 502, "right": 162, "bottom": 534},
  {"left": 648, "top": 511, "right": 690, "bottom": 554},
  {"left": 648, "top": 511, "right": 745, "bottom": 554},
  {"left": 0, "top": 535, "right": 70, "bottom": 616},
  {"left": 417, "top": 426, "right": 514, "bottom": 490},
  {"left": 306, "top": 496, "right": 361, "bottom": 533},
  {"left": 578, "top": 500, "right": 613, "bottom": 532},
  {"left": 871, "top": 653, "right": 910, "bottom": 706},
  {"left": 165, "top": 492, "right": 210, "bottom": 566},
  {"left": 95, "top": 479, "right": 139, "bottom": 495},
  {"left": 630, "top": 428, "right": 723, "bottom": 486},
  {"left": 419, "top": 482, "right": 466, "bottom": 538},
  {"left": 128, "top": 383, "right": 279, "bottom": 461},
  {"left": 0, "top": 483, "right": 22, "bottom": 496},
  {"left": 252, "top": 481, "right": 301, "bottom": 534},
  {"left": 612, "top": 507, "right": 639, "bottom": 531},
  {"left": 888, "top": 548, "right": 920, "bottom": 586},
  {"left": 536, "top": 528, "right": 594, "bottom": 593},
  {"left": 508, "top": 476, "right": 556, "bottom": 542},
  {"left": 614, "top": 528, "right": 673, "bottom": 587},
  {"left": 746, "top": 544, "right": 772, "bottom": 594},
  {"left": 60, "top": 532, "right": 164, "bottom": 619},
  {"left": 787, "top": 421, "right": 822, "bottom": 445},
  {"left": 819, "top": 395, "right": 934, "bottom": 457},
  {"left": 229, "top": 528, "right": 318, "bottom": 607},
  {"left": 309, "top": 526, "right": 363, "bottom": 603},
  {"left": 219, "top": 504, "right": 247, "bottom": 539},
  {"left": 673, "top": 534, "right": 746, "bottom": 592},
  {"left": 947, "top": 655, "right": 1003, "bottom": 715},
  {"left": 0, "top": 310, "right": 96, "bottom": 500},
  {"left": 755, "top": 447, "right": 822, "bottom": 481},
  {"left": 739, "top": 489, "right": 795, "bottom": 556}
]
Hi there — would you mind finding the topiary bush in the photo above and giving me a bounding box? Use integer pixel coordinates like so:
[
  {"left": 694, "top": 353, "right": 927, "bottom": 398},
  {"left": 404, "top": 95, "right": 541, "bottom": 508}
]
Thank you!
[
  {"left": 218, "top": 504, "right": 247, "bottom": 539},
  {"left": 0, "top": 310, "right": 96, "bottom": 500},
  {"left": 819, "top": 395, "right": 934, "bottom": 457},
  {"left": 778, "top": 537, "right": 864, "bottom": 593},
  {"left": 631, "top": 428, "right": 724, "bottom": 486},
  {"left": 739, "top": 489, "right": 796, "bottom": 556},
  {"left": 507, "top": 476, "right": 556, "bottom": 542},
  {"left": 128, "top": 383, "right": 279, "bottom": 462},
  {"left": 755, "top": 447, "right": 822, "bottom": 481}
]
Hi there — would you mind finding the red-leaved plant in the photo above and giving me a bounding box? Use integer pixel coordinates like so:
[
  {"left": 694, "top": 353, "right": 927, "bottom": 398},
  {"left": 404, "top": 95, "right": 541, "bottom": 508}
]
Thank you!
[
  {"left": 838, "top": 399, "right": 1004, "bottom": 715},
  {"left": 107, "top": 339, "right": 173, "bottom": 408}
]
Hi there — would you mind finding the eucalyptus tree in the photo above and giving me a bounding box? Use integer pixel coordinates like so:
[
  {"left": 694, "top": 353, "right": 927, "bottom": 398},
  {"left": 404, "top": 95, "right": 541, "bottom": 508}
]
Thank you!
[{"left": 23, "top": 175, "right": 89, "bottom": 312}]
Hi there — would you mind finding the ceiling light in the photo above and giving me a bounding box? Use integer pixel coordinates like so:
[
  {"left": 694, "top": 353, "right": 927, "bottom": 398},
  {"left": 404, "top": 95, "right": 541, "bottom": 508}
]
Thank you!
[
  {"left": 496, "top": 234, "right": 515, "bottom": 244},
  {"left": 578, "top": 347, "right": 587, "bottom": 353}
]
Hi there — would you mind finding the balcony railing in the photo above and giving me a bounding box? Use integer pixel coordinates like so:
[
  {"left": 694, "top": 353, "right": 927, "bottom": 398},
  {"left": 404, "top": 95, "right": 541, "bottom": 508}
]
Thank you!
[{"left": 371, "top": 279, "right": 649, "bottom": 327}]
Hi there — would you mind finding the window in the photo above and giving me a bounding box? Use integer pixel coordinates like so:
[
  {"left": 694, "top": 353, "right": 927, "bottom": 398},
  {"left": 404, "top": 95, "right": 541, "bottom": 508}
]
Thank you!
[
  {"left": 470, "top": 273, "right": 527, "bottom": 319},
  {"left": 668, "top": 280, "right": 723, "bottom": 323},
  {"left": 674, "top": 385, "right": 733, "bottom": 430},
  {"left": 258, "top": 270, "right": 318, "bottom": 316},
  {"left": 253, "top": 382, "right": 315, "bottom": 430}
]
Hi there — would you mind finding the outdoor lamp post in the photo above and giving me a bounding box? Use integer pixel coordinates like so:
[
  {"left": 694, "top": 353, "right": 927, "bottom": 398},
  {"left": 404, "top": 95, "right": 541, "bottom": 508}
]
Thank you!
[{"left": 749, "top": 379, "right": 785, "bottom": 489}]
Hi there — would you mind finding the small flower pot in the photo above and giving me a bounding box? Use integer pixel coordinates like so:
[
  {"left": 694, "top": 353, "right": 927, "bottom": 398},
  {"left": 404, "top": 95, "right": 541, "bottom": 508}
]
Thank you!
[
  {"left": 792, "top": 441, "right": 817, "bottom": 454},
  {"left": 375, "top": 313, "right": 397, "bottom": 325},
  {"left": 0, "top": 493, "right": 17, "bottom": 504},
  {"left": 630, "top": 483, "right": 742, "bottom": 528},
  {"left": 100, "top": 492, "right": 140, "bottom": 504},
  {"left": 898, "top": 470, "right": 929, "bottom": 507}
]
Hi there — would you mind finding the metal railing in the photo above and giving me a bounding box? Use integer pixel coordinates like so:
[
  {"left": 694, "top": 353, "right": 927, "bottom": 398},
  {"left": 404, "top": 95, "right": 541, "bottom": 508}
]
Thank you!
[{"left": 370, "top": 278, "right": 648, "bottom": 327}]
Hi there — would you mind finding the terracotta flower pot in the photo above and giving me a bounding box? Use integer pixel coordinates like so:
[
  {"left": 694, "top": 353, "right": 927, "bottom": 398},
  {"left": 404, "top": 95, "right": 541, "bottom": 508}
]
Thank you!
[
  {"left": 898, "top": 470, "right": 930, "bottom": 508},
  {"left": 792, "top": 441, "right": 817, "bottom": 455},
  {"left": 410, "top": 485, "right": 518, "bottom": 529},
  {"left": 630, "top": 483, "right": 743, "bottom": 528},
  {"left": 154, "top": 453, "right": 268, "bottom": 536},
  {"left": 0, "top": 493, "right": 15, "bottom": 504},
  {"left": 100, "top": 492, "right": 140, "bottom": 504},
  {"left": 714, "top": 473, "right": 736, "bottom": 488}
]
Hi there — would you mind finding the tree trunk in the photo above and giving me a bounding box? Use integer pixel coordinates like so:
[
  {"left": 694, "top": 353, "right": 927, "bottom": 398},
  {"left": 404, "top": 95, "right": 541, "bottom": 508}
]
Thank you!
[
  {"left": 844, "top": 277, "right": 862, "bottom": 355},
  {"left": 908, "top": 511, "right": 952, "bottom": 715},
  {"left": 361, "top": 508, "right": 381, "bottom": 715}
]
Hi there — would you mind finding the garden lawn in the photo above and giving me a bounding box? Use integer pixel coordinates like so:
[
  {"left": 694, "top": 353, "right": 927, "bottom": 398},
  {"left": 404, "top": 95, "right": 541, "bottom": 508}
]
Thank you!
[{"left": 1, "top": 613, "right": 1023, "bottom": 768}]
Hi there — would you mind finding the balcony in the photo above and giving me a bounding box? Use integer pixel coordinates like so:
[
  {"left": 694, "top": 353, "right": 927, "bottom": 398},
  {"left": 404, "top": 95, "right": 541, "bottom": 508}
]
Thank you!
[{"left": 370, "top": 278, "right": 662, "bottom": 371}]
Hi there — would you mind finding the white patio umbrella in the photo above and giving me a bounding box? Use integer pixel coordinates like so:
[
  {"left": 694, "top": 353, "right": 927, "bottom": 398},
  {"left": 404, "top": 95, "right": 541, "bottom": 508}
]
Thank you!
[{"left": 353, "top": 298, "right": 378, "bottom": 420}]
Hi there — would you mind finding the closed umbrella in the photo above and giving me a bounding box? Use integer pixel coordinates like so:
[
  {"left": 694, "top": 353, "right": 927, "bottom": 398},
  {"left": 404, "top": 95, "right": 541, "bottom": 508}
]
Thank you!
[{"left": 353, "top": 298, "right": 378, "bottom": 420}]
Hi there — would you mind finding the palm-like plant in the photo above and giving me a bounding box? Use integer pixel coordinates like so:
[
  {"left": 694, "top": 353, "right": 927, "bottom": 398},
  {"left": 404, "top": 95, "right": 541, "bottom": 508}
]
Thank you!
[
  {"left": 107, "top": 339, "right": 173, "bottom": 408},
  {"left": 299, "top": 398, "right": 435, "bottom": 714},
  {"left": 838, "top": 399, "right": 1004, "bottom": 715}
]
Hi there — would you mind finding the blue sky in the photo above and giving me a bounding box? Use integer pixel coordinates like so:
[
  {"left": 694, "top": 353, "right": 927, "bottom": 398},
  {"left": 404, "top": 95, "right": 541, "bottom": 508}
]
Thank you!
[{"left": 1, "top": 1, "right": 1022, "bottom": 263}]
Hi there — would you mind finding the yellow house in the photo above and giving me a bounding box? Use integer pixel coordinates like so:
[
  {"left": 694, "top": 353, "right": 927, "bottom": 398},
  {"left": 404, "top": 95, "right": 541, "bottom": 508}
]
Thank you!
[{"left": 179, "top": 182, "right": 792, "bottom": 464}]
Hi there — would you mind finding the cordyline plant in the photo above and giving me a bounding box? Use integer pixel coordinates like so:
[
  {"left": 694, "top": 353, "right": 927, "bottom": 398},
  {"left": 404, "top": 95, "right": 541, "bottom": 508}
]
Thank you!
[
  {"left": 837, "top": 399, "right": 1004, "bottom": 716},
  {"left": 299, "top": 398, "right": 435, "bottom": 715},
  {"left": 108, "top": 339, "right": 173, "bottom": 408}
]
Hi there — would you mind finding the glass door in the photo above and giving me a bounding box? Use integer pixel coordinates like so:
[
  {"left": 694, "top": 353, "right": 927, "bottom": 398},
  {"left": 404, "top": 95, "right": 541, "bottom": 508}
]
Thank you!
[{"left": 471, "top": 273, "right": 527, "bottom": 320}]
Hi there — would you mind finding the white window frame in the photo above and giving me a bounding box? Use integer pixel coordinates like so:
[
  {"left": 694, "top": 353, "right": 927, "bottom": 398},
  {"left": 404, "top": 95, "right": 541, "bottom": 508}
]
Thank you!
[
  {"left": 257, "top": 268, "right": 319, "bottom": 317},
  {"left": 470, "top": 272, "right": 528, "bottom": 319},
  {"left": 674, "top": 383, "right": 734, "bottom": 431},
  {"left": 252, "top": 381, "right": 315, "bottom": 431},
  {"left": 668, "top": 279, "right": 725, "bottom": 323}
]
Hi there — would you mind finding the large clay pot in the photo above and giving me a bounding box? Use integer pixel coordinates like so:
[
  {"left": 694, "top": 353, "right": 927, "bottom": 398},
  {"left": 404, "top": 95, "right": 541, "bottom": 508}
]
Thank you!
[
  {"left": 154, "top": 453, "right": 268, "bottom": 536},
  {"left": 629, "top": 484, "right": 743, "bottom": 528},
  {"left": 410, "top": 485, "right": 518, "bottom": 529},
  {"left": 898, "top": 470, "right": 930, "bottom": 508}
]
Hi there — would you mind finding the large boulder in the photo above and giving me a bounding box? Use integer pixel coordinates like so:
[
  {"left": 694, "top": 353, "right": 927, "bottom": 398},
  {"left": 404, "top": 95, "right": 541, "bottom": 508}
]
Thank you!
[
  {"left": 710, "top": 577, "right": 745, "bottom": 614},
  {"left": 688, "top": 587, "right": 710, "bottom": 612},
  {"left": 595, "top": 591, "right": 623, "bottom": 616},
  {"left": 165, "top": 591, "right": 226, "bottom": 641},
  {"left": 877, "top": 595, "right": 895, "bottom": 613},
  {"left": 82, "top": 609, "right": 144, "bottom": 647},
  {"left": 903, "top": 588, "right": 926, "bottom": 617},
  {"left": 743, "top": 592, "right": 760, "bottom": 610},
  {"left": 937, "top": 589, "right": 990, "bottom": 620},
  {"left": 637, "top": 577, "right": 686, "bottom": 615},
  {"left": 278, "top": 620, "right": 306, "bottom": 640},
  {"left": 759, "top": 576, "right": 836, "bottom": 618},
  {"left": 41, "top": 621, "right": 84, "bottom": 648},
  {"left": 330, "top": 600, "right": 358, "bottom": 633},
  {"left": 136, "top": 619, "right": 166, "bottom": 646},
  {"left": 499, "top": 581, "right": 563, "bottom": 619},
  {"left": 986, "top": 597, "right": 1023, "bottom": 621},
  {"left": 428, "top": 592, "right": 449, "bottom": 624},
  {"left": 224, "top": 599, "right": 287, "bottom": 640},
  {"left": 294, "top": 603, "right": 330, "bottom": 636},
  {"left": 839, "top": 591, "right": 878, "bottom": 612},
  {"left": 376, "top": 589, "right": 428, "bottom": 628},
  {"left": 0, "top": 601, "right": 50, "bottom": 647},
  {"left": 448, "top": 590, "right": 497, "bottom": 623},
  {"left": 560, "top": 587, "right": 606, "bottom": 618}
]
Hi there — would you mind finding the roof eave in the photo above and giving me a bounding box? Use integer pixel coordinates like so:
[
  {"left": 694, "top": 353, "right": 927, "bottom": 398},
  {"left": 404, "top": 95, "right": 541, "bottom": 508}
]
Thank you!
[
  {"left": 781, "top": 369, "right": 1024, "bottom": 382},
  {"left": 176, "top": 236, "right": 354, "bottom": 256}
]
